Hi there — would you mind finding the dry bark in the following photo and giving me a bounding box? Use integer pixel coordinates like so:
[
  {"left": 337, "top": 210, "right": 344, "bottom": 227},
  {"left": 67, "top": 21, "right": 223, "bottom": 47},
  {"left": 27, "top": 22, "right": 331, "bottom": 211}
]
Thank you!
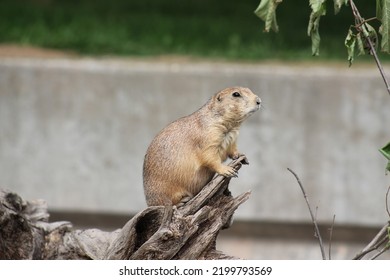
[{"left": 0, "top": 157, "right": 250, "bottom": 260}]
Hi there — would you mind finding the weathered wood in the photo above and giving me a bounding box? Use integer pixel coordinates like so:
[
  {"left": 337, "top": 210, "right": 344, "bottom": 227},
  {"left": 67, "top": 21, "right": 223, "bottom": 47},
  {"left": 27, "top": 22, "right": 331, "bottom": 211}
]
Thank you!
[{"left": 0, "top": 156, "right": 250, "bottom": 260}]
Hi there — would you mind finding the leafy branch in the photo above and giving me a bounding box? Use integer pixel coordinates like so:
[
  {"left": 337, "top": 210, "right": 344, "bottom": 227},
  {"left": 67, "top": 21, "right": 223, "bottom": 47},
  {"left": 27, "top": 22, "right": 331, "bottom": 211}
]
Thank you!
[
  {"left": 255, "top": 0, "right": 390, "bottom": 259},
  {"left": 346, "top": 0, "right": 390, "bottom": 95},
  {"left": 254, "top": 1, "right": 390, "bottom": 66},
  {"left": 255, "top": 0, "right": 390, "bottom": 167}
]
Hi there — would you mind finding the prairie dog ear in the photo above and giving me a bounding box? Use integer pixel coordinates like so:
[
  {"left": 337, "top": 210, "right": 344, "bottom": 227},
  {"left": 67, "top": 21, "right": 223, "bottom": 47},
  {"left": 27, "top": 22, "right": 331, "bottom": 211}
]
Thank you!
[{"left": 215, "top": 92, "right": 223, "bottom": 102}]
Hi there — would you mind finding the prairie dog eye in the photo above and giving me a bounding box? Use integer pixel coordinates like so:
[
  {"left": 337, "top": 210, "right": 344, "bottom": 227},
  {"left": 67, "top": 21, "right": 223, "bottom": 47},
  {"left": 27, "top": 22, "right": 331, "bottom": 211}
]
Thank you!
[{"left": 232, "top": 92, "right": 241, "bottom": 97}]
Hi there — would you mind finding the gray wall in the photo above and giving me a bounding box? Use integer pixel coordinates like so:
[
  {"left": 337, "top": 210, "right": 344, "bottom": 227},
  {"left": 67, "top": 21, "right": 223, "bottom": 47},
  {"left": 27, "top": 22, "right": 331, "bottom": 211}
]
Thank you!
[{"left": 0, "top": 58, "right": 389, "bottom": 227}]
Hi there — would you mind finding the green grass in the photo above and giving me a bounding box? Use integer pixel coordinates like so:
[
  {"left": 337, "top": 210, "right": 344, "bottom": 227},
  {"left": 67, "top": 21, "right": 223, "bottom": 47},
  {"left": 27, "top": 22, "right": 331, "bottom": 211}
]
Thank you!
[{"left": 0, "top": 0, "right": 385, "bottom": 61}]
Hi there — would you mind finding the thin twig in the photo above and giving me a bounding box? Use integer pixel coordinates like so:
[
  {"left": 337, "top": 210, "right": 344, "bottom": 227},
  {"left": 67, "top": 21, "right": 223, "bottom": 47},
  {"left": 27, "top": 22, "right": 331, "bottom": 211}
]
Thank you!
[
  {"left": 349, "top": 0, "right": 390, "bottom": 95},
  {"left": 353, "top": 236, "right": 386, "bottom": 260},
  {"left": 354, "top": 17, "right": 378, "bottom": 30},
  {"left": 287, "top": 168, "right": 326, "bottom": 260},
  {"left": 358, "top": 236, "right": 387, "bottom": 259},
  {"left": 370, "top": 244, "right": 389, "bottom": 260},
  {"left": 328, "top": 214, "right": 336, "bottom": 260},
  {"left": 353, "top": 222, "right": 390, "bottom": 260},
  {"left": 359, "top": 223, "right": 387, "bottom": 255},
  {"left": 386, "top": 186, "right": 390, "bottom": 218},
  {"left": 314, "top": 206, "right": 319, "bottom": 238}
]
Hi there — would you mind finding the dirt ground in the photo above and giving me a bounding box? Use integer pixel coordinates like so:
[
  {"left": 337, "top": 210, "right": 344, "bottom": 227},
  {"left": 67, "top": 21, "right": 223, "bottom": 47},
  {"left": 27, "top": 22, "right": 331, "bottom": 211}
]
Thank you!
[
  {"left": 0, "top": 43, "right": 379, "bottom": 70},
  {"left": 0, "top": 44, "right": 75, "bottom": 58},
  {"left": 0, "top": 43, "right": 205, "bottom": 63}
]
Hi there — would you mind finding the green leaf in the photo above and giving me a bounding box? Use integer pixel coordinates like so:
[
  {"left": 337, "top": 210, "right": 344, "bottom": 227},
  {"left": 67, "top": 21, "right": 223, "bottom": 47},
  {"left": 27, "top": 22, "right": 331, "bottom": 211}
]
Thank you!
[
  {"left": 309, "top": 0, "right": 326, "bottom": 11},
  {"left": 377, "top": 0, "right": 383, "bottom": 22},
  {"left": 334, "top": 0, "right": 348, "bottom": 14},
  {"left": 362, "top": 23, "right": 379, "bottom": 54},
  {"left": 379, "top": 141, "right": 390, "bottom": 173},
  {"left": 345, "top": 28, "right": 356, "bottom": 66},
  {"left": 356, "top": 33, "right": 365, "bottom": 56},
  {"left": 377, "top": 0, "right": 390, "bottom": 53},
  {"left": 308, "top": 0, "right": 327, "bottom": 56},
  {"left": 254, "top": 0, "right": 283, "bottom": 32},
  {"left": 308, "top": 14, "right": 321, "bottom": 56}
]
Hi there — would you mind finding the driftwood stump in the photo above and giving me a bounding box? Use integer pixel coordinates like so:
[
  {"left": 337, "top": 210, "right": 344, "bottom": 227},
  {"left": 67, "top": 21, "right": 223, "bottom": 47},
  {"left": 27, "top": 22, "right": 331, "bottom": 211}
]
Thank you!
[{"left": 0, "top": 157, "right": 250, "bottom": 260}]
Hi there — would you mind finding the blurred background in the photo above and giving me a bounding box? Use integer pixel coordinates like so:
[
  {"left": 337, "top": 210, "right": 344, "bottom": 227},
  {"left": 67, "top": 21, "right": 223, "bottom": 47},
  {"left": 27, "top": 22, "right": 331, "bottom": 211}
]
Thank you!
[{"left": 0, "top": 0, "right": 389, "bottom": 259}]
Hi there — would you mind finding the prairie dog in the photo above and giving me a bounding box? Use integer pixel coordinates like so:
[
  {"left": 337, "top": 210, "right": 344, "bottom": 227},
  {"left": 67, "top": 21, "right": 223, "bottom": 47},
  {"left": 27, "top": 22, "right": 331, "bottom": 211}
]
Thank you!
[{"left": 143, "top": 87, "right": 261, "bottom": 206}]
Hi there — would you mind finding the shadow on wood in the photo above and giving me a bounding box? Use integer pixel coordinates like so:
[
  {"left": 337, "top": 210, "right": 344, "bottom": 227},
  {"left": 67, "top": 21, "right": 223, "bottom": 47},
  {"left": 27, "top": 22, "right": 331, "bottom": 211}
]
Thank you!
[{"left": 0, "top": 156, "right": 250, "bottom": 260}]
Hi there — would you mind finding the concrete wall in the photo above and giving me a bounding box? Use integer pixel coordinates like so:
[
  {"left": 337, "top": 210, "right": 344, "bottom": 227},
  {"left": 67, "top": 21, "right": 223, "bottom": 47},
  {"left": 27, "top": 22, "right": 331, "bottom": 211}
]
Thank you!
[{"left": 0, "top": 58, "right": 389, "bottom": 227}]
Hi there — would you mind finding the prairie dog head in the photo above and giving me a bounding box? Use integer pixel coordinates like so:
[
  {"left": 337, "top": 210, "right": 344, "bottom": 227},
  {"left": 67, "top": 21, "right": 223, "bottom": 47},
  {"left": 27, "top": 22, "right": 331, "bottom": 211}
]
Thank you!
[{"left": 212, "top": 87, "right": 261, "bottom": 122}]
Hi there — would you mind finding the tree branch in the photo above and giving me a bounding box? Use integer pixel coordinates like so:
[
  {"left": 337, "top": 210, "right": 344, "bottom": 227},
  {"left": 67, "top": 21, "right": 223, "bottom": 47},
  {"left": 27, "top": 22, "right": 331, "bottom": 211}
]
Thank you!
[
  {"left": 386, "top": 186, "right": 390, "bottom": 218},
  {"left": 287, "top": 168, "right": 326, "bottom": 260},
  {"left": 328, "top": 214, "right": 336, "bottom": 260},
  {"left": 0, "top": 157, "right": 250, "bottom": 260},
  {"left": 349, "top": 0, "right": 390, "bottom": 96},
  {"left": 352, "top": 221, "right": 390, "bottom": 260}
]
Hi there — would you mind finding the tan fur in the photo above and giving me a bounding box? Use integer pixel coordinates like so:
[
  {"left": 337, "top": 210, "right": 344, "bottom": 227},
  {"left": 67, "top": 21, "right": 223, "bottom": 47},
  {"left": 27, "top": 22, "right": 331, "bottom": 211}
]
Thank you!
[{"left": 143, "top": 87, "right": 261, "bottom": 206}]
